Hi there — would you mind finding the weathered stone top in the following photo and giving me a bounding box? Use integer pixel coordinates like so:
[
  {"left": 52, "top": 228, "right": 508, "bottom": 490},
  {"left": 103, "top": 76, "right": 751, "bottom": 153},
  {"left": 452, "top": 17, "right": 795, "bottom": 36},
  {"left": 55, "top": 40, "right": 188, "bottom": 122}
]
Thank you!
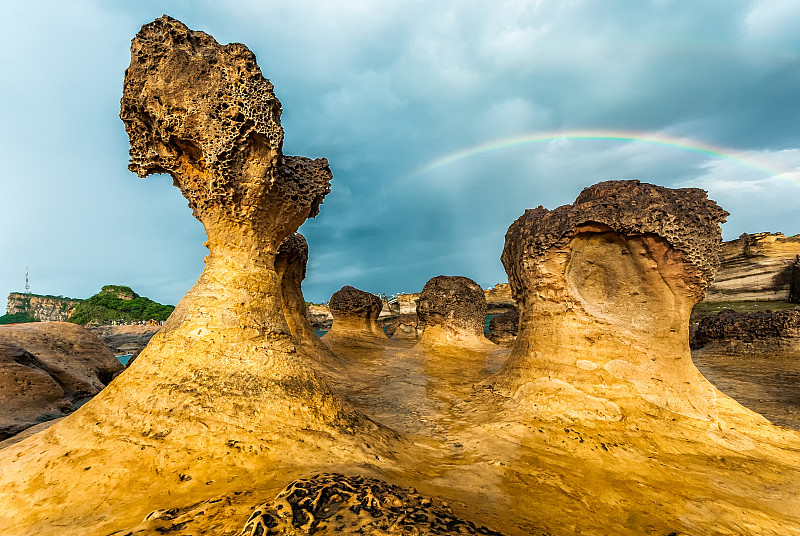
[
  {"left": 275, "top": 233, "right": 309, "bottom": 280},
  {"left": 120, "top": 15, "right": 330, "bottom": 228},
  {"left": 329, "top": 286, "right": 383, "bottom": 320},
  {"left": 502, "top": 180, "right": 728, "bottom": 302},
  {"left": 417, "top": 276, "right": 486, "bottom": 336}
]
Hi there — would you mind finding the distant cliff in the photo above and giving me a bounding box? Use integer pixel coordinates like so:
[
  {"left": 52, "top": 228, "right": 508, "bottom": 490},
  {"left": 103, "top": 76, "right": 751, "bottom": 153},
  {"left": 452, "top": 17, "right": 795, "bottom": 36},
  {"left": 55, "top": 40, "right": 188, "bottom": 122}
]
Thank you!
[
  {"left": 705, "top": 232, "right": 800, "bottom": 302},
  {"left": 4, "top": 293, "right": 81, "bottom": 322}
]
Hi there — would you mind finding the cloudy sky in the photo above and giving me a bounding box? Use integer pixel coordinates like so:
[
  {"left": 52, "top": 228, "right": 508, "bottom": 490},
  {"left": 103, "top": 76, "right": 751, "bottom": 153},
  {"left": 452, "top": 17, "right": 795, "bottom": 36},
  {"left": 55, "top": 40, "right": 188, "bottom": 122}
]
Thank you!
[{"left": 2, "top": 0, "right": 800, "bottom": 307}]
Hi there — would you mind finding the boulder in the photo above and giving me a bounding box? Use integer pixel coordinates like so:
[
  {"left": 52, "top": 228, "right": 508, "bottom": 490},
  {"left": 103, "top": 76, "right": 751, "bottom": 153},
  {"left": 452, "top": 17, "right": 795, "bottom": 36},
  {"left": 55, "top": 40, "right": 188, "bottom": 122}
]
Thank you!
[
  {"left": 322, "top": 286, "right": 390, "bottom": 348},
  {"left": 0, "top": 322, "right": 122, "bottom": 439},
  {"left": 693, "top": 308, "right": 800, "bottom": 356},
  {"left": 487, "top": 309, "right": 519, "bottom": 347},
  {"left": 417, "top": 275, "right": 494, "bottom": 348},
  {"left": 384, "top": 313, "right": 420, "bottom": 340}
]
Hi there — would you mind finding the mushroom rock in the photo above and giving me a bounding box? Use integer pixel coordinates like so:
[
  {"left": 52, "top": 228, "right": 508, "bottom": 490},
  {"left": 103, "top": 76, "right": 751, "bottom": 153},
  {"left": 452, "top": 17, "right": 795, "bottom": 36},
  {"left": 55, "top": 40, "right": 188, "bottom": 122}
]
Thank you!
[
  {"left": 275, "top": 232, "right": 343, "bottom": 372},
  {"left": 417, "top": 275, "right": 496, "bottom": 349},
  {"left": 496, "top": 180, "right": 730, "bottom": 421},
  {"left": 322, "top": 286, "right": 390, "bottom": 349},
  {"left": 0, "top": 16, "right": 396, "bottom": 535},
  {"left": 693, "top": 308, "right": 800, "bottom": 357},
  {"left": 487, "top": 309, "right": 519, "bottom": 348},
  {"left": 385, "top": 313, "right": 420, "bottom": 341}
]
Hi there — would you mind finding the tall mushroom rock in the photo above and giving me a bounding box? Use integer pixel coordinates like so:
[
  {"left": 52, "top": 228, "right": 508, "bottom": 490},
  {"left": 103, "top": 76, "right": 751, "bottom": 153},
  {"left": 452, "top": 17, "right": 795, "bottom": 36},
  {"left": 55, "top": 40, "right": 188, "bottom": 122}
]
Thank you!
[
  {"left": 275, "top": 233, "right": 343, "bottom": 371},
  {"left": 496, "top": 180, "right": 729, "bottom": 421},
  {"left": 0, "top": 16, "right": 392, "bottom": 535},
  {"left": 417, "top": 275, "right": 496, "bottom": 349}
]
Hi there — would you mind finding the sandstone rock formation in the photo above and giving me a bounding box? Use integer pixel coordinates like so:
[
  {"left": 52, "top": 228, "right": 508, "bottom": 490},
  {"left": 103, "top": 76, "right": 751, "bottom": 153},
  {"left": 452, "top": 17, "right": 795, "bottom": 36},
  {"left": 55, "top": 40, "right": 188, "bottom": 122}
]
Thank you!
[
  {"left": 275, "top": 233, "right": 342, "bottom": 371},
  {"left": 791, "top": 254, "right": 800, "bottom": 303},
  {"left": 322, "top": 286, "right": 390, "bottom": 349},
  {"left": 385, "top": 313, "right": 420, "bottom": 340},
  {"left": 0, "top": 17, "right": 396, "bottom": 535},
  {"left": 487, "top": 309, "right": 518, "bottom": 347},
  {"left": 0, "top": 322, "right": 122, "bottom": 439},
  {"left": 484, "top": 283, "right": 515, "bottom": 313},
  {"left": 417, "top": 276, "right": 495, "bottom": 349},
  {"left": 306, "top": 302, "right": 333, "bottom": 331},
  {"left": 693, "top": 308, "right": 800, "bottom": 356},
  {"left": 705, "top": 232, "right": 800, "bottom": 302},
  {"left": 496, "top": 180, "right": 730, "bottom": 420},
  {"left": 5, "top": 293, "right": 80, "bottom": 322},
  {"left": 395, "top": 293, "right": 420, "bottom": 315}
]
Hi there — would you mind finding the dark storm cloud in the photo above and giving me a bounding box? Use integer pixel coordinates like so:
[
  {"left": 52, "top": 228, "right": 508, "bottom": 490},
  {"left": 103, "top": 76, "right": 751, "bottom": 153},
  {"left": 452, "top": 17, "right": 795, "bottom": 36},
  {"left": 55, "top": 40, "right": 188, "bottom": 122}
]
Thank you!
[{"left": 1, "top": 0, "right": 799, "bottom": 307}]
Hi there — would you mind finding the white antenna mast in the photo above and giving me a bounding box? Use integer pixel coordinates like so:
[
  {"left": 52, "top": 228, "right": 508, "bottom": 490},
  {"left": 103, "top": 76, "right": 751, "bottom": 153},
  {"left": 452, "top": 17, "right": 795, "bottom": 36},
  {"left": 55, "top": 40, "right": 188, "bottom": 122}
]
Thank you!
[{"left": 25, "top": 267, "right": 31, "bottom": 294}]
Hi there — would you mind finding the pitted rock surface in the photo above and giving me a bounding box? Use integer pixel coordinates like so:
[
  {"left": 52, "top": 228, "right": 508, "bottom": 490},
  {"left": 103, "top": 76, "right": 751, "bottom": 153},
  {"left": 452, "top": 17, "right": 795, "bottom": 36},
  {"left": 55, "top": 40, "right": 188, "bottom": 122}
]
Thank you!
[
  {"left": 502, "top": 180, "right": 728, "bottom": 304},
  {"left": 488, "top": 309, "right": 519, "bottom": 347},
  {"left": 121, "top": 15, "right": 331, "bottom": 227},
  {"left": 329, "top": 286, "right": 383, "bottom": 321},
  {"left": 693, "top": 308, "right": 800, "bottom": 355},
  {"left": 276, "top": 233, "right": 309, "bottom": 281},
  {"left": 240, "top": 473, "right": 505, "bottom": 536},
  {"left": 417, "top": 276, "right": 487, "bottom": 337}
]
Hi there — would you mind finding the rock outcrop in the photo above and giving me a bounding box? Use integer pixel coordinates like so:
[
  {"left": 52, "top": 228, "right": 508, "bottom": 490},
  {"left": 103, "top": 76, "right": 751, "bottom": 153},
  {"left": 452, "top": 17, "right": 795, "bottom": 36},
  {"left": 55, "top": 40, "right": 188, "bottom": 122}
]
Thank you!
[
  {"left": 322, "top": 286, "right": 389, "bottom": 348},
  {"left": 395, "top": 293, "right": 420, "bottom": 315},
  {"left": 5, "top": 293, "right": 80, "bottom": 322},
  {"left": 693, "top": 308, "right": 800, "bottom": 356},
  {"left": 275, "top": 233, "right": 342, "bottom": 371},
  {"left": 384, "top": 313, "right": 420, "bottom": 340},
  {"left": 487, "top": 309, "right": 518, "bottom": 347},
  {"left": 88, "top": 324, "right": 160, "bottom": 355},
  {"left": 417, "top": 276, "right": 495, "bottom": 349},
  {"left": 791, "top": 255, "right": 800, "bottom": 303},
  {"left": 484, "top": 283, "right": 515, "bottom": 313},
  {"left": 705, "top": 232, "right": 800, "bottom": 302},
  {"left": 496, "top": 180, "right": 729, "bottom": 421},
  {"left": 0, "top": 17, "right": 395, "bottom": 535},
  {"left": 0, "top": 322, "right": 122, "bottom": 439}
]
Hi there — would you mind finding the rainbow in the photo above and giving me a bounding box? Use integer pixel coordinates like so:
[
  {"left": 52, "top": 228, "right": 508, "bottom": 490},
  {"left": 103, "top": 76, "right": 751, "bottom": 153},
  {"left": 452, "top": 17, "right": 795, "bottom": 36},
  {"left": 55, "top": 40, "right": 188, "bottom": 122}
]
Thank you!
[{"left": 417, "top": 129, "right": 798, "bottom": 181}]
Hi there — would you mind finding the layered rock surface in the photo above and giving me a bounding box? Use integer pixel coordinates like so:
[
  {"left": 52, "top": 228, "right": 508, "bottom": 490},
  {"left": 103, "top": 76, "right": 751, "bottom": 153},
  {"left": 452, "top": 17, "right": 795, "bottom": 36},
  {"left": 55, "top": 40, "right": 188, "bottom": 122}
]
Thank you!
[
  {"left": 88, "top": 324, "right": 160, "bottom": 355},
  {"left": 0, "top": 17, "right": 396, "bottom": 535},
  {"left": 693, "top": 308, "right": 800, "bottom": 356},
  {"left": 705, "top": 232, "right": 800, "bottom": 301},
  {"left": 5, "top": 293, "right": 80, "bottom": 322},
  {"left": 487, "top": 309, "right": 518, "bottom": 347},
  {"left": 385, "top": 313, "right": 420, "bottom": 340},
  {"left": 0, "top": 322, "right": 122, "bottom": 439}
]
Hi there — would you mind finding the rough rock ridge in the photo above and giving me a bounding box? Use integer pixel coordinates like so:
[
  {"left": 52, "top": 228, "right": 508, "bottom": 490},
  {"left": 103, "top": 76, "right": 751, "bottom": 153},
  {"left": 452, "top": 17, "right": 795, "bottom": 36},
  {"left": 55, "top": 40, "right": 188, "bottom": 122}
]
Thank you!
[
  {"left": 497, "top": 180, "right": 729, "bottom": 421},
  {"left": 693, "top": 308, "right": 800, "bottom": 356},
  {"left": 240, "top": 473, "right": 505, "bottom": 536},
  {"left": 385, "top": 313, "right": 420, "bottom": 340},
  {"left": 0, "top": 16, "right": 395, "bottom": 535}
]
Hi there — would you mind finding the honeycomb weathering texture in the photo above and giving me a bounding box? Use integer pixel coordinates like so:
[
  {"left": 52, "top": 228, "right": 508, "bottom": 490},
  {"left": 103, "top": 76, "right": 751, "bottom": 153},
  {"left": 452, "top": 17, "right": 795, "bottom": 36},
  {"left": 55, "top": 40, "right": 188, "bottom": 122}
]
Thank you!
[
  {"left": 120, "top": 15, "right": 331, "bottom": 225},
  {"left": 417, "top": 276, "right": 487, "bottom": 337},
  {"left": 329, "top": 286, "right": 383, "bottom": 321},
  {"left": 502, "top": 180, "right": 728, "bottom": 304}
]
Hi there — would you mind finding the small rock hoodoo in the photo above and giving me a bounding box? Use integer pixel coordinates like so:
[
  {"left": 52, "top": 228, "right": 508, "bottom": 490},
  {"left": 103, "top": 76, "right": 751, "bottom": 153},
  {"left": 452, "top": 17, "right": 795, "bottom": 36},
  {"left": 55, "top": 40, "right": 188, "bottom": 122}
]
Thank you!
[
  {"left": 497, "top": 180, "right": 729, "bottom": 421},
  {"left": 322, "top": 286, "right": 389, "bottom": 348},
  {"left": 417, "top": 275, "right": 494, "bottom": 348}
]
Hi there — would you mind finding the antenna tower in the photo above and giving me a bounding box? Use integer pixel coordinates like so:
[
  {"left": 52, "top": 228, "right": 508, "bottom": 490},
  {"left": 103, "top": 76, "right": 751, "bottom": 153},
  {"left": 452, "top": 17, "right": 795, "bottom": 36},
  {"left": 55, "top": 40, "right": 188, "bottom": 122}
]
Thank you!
[{"left": 25, "top": 267, "right": 30, "bottom": 294}]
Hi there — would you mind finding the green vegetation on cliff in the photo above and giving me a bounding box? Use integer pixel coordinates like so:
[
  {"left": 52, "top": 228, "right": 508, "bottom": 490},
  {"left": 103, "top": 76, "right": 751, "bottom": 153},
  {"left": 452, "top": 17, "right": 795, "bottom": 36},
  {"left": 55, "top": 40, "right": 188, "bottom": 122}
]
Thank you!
[
  {"left": 68, "top": 286, "right": 174, "bottom": 325},
  {"left": 0, "top": 312, "right": 39, "bottom": 324}
]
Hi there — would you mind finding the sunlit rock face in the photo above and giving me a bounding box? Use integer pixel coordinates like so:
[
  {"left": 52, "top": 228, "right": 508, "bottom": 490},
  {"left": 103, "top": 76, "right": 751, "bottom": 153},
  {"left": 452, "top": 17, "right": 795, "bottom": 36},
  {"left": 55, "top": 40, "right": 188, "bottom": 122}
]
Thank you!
[
  {"left": 417, "top": 276, "right": 495, "bottom": 349},
  {"left": 497, "top": 180, "right": 730, "bottom": 421},
  {"left": 0, "top": 16, "right": 392, "bottom": 535},
  {"left": 322, "top": 286, "right": 389, "bottom": 348},
  {"left": 693, "top": 308, "right": 800, "bottom": 357},
  {"left": 385, "top": 313, "right": 421, "bottom": 340}
]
